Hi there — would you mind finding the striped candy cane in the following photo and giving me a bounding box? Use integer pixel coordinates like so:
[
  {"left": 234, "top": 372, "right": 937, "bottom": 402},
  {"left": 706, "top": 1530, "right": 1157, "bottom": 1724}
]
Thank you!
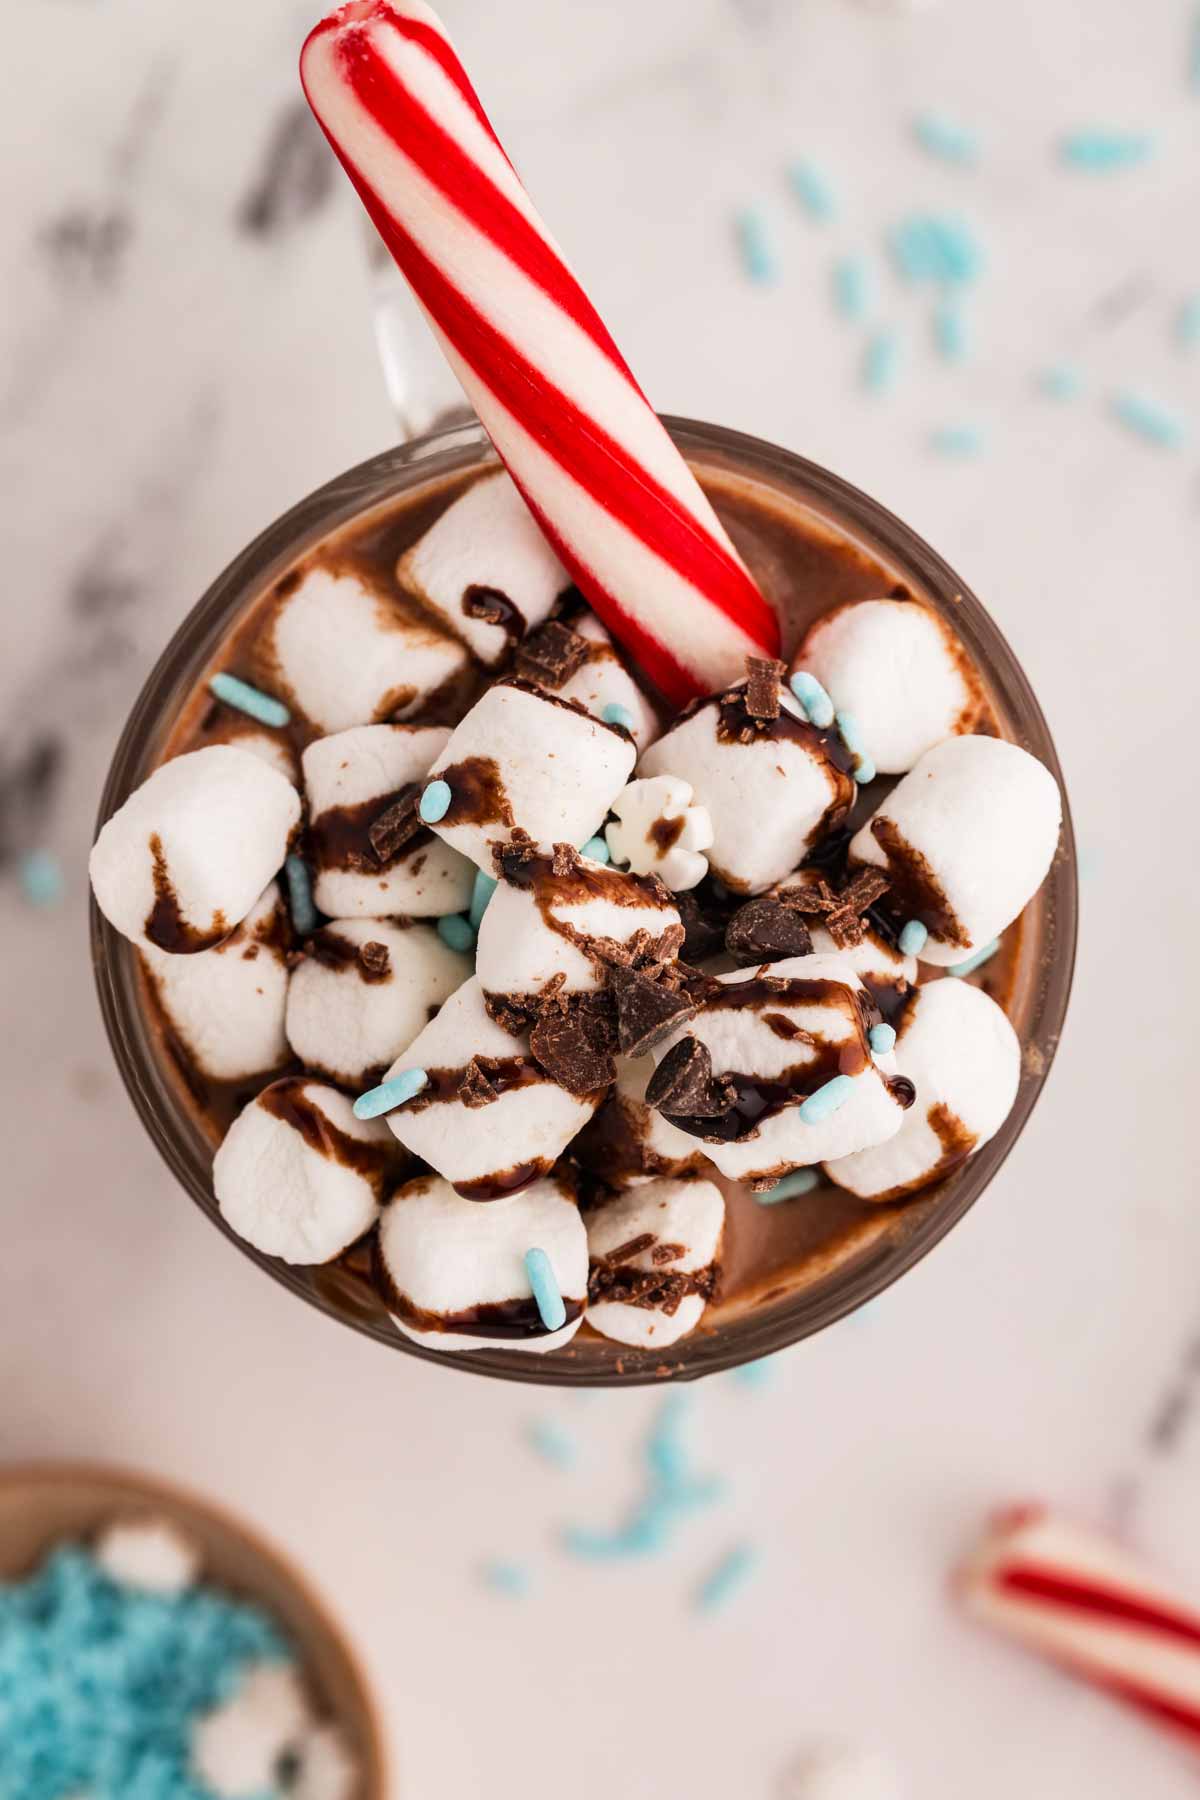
[
  {"left": 301, "top": 0, "right": 779, "bottom": 705},
  {"left": 960, "top": 1505, "right": 1200, "bottom": 1744}
]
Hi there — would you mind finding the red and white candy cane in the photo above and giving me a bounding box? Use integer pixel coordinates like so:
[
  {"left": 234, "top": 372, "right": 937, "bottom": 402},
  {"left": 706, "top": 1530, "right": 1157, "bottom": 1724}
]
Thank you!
[
  {"left": 300, "top": 0, "right": 779, "bottom": 706},
  {"left": 960, "top": 1505, "right": 1200, "bottom": 1744}
]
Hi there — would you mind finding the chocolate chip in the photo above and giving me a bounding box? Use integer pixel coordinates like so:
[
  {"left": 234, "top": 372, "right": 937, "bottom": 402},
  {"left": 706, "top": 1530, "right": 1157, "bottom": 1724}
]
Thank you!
[
  {"left": 725, "top": 896, "right": 813, "bottom": 963},
  {"left": 744, "top": 655, "right": 786, "bottom": 721},
  {"left": 514, "top": 618, "right": 589, "bottom": 688},
  {"left": 607, "top": 963, "right": 698, "bottom": 1057},
  {"left": 645, "top": 1036, "right": 733, "bottom": 1119},
  {"left": 674, "top": 889, "right": 728, "bottom": 962},
  {"left": 530, "top": 1009, "right": 616, "bottom": 1096},
  {"left": 366, "top": 784, "right": 423, "bottom": 862},
  {"left": 358, "top": 939, "right": 391, "bottom": 982},
  {"left": 459, "top": 1057, "right": 499, "bottom": 1108}
]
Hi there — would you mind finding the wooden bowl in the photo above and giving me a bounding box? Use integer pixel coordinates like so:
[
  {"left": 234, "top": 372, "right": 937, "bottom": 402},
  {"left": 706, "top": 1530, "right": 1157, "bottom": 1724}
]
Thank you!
[{"left": 0, "top": 1462, "right": 387, "bottom": 1798}]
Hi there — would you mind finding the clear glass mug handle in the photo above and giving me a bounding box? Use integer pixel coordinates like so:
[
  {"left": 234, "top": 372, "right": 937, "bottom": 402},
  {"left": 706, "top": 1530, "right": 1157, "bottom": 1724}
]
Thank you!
[{"left": 362, "top": 226, "right": 477, "bottom": 445}]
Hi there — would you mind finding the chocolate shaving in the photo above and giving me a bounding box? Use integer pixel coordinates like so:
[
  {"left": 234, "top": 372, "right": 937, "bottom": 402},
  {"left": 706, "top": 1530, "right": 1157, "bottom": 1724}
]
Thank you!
[
  {"left": 459, "top": 1057, "right": 500, "bottom": 1108},
  {"left": 776, "top": 875, "right": 838, "bottom": 915},
  {"left": 604, "top": 1233, "right": 656, "bottom": 1265},
  {"left": 552, "top": 841, "right": 578, "bottom": 877},
  {"left": 744, "top": 655, "right": 786, "bottom": 721},
  {"left": 493, "top": 829, "right": 538, "bottom": 878},
  {"left": 607, "top": 962, "right": 698, "bottom": 1057},
  {"left": 651, "top": 1242, "right": 685, "bottom": 1266},
  {"left": 483, "top": 994, "right": 534, "bottom": 1038},
  {"left": 822, "top": 869, "right": 891, "bottom": 950},
  {"left": 645, "top": 1036, "right": 734, "bottom": 1119},
  {"left": 462, "top": 586, "right": 511, "bottom": 626},
  {"left": 748, "top": 1176, "right": 781, "bottom": 1193},
  {"left": 513, "top": 618, "right": 589, "bottom": 688},
  {"left": 358, "top": 939, "right": 391, "bottom": 981},
  {"left": 366, "top": 784, "right": 423, "bottom": 862},
  {"left": 725, "top": 896, "right": 813, "bottom": 964},
  {"left": 530, "top": 1008, "right": 616, "bottom": 1096}
]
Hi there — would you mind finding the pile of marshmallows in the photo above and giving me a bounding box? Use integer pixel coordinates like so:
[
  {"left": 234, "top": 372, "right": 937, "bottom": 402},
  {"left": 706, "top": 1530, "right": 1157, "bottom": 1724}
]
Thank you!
[{"left": 91, "top": 472, "right": 1062, "bottom": 1358}]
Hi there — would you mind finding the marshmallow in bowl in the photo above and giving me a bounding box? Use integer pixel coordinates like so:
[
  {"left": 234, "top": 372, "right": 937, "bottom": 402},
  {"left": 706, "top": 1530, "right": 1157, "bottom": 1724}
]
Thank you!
[
  {"left": 140, "top": 882, "right": 290, "bottom": 1082},
  {"left": 475, "top": 843, "right": 682, "bottom": 1005},
  {"left": 555, "top": 610, "right": 661, "bottom": 750},
  {"left": 190, "top": 722, "right": 299, "bottom": 785},
  {"left": 638, "top": 677, "right": 854, "bottom": 893},
  {"left": 285, "top": 919, "right": 470, "bottom": 1087},
  {"left": 849, "top": 736, "right": 1061, "bottom": 966},
  {"left": 90, "top": 745, "right": 300, "bottom": 954},
  {"left": 586, "top": 1177, "right": 725, "bottom": 1347},
  {"left": 213, "top": 1076, "right": 395, "bottom": 1262},
  {"left": 574, "top": 1055, "right": 712, "bottom": 1186},
  {"left": 382, "top": 977, "right": 604, "bottom": 1199},
  {"left": 396, "top": 470, "right": 571, "bottom": 666},
  {"left": 377, "top": 1170, "right": 587, "bottom": 1353},
  {"left": 825, "top": 978, "right": 1020, "bottom": 1201},
  {"left": 805, "top": 922, "right": 917, "bottom": 1013},
  {"left": 303, "top": 723, "right": 474, "bottom": 918},
  {"left": 648, "top": 954, "right": 910, "bottom": 1183},
  {"left": 260, "top": 564, "right": 470, "bottom": 733},
  {"left": 424, "top": 679, "right": 636, "bottom": 873},
  {"left": 94, "top": 1516, "right": 201, "bottom": 1595},
  {"left": 795, "top": 597, "right": 980, "bottom": 774},
  {"left": 605, "top": 775, "right": 713, "bottom": 892},
  {"left": 191, "top": 1663, "right": 311, "bottom": 1799}
]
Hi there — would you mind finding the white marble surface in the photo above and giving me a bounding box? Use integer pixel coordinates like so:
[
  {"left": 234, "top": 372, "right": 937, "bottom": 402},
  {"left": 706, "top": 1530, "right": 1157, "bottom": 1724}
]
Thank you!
[{"left": 3, "top": 0, "right": 1200, "bottom": 1794}]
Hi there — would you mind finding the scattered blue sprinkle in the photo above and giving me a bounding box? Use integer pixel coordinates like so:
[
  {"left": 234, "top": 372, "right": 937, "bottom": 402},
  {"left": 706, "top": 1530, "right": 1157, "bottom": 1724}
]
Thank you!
[
  {"left": 481, "top": 1560, "right": 531, "bottom": 1597},
  {"left": 929, "top": 424, "right": 986, "bottom": 457},
  {"left": 913, "top": 112, "right": 980, "bottom": 167},
  {"left": 933, "top": 298, "right": 970, "bottom": 363},
  {"left": 755, "top": 1167, "right": 820, "bottom": 1204},
  {"left": 580, "top": 835, "right": 610, "bottom": 864},
  {"left": 868, "top": 1022, "right": 897, "bottom": 1055},
  {"left": 789, "top": 670, "right": 835, "bottom": 729},
  {"left": 562, "top": 1395, "right": 725, "bottom": 1564},
  {"left": 732, "top": 1354, "right": 778, "bottom": 1388},
  {"left": 734, "top": 206, "right": 781, "bottom": 286},
  {"left": 1110, "top": 389, "right": 1187, "bottom": 450},
  {"left": 1038, "top": 362, "right": 1083, "bottom": 400},
  {"left": 1060, "top": 130, "right": 1154, "bottom": 172},
  {"left": 1174, "top": 295, "right": 1200, "bottom": 351},
  {"left": 833, "top": 253, "right": 872, "bottom": 322},
  {"left": 798, "top": 1073, "right": 856, "bottom": 1124},
  {"left": 947, "top": 938, "right": 1000, "bottom": 978},
  {"left": 890, "top": 213, "right": 983, "bottom": 288},
  {"left": 284, "top": 852, "right": 317, "bottom": 935},
  {"left": 862, "top": 327, "right": 902, "bottom": 395},
  {"left": 208, "top": 671, "right": 290, "bottom": 729},
  {"left": 469, "top": 869, "right": 498, "bottom": 931},
  {"left": 18, "top": 849, "right": 64, "bottom": 908},
  {"left": 695, "top": 1544, "right": 759, "bottom": 1615},
  {"left": 787, "top": 158, "right": 837, "bottom": 223},
  {"left": 602, "top": 702, "right": 636, "bottom": 732},
  {"left": 898, "top": 919, "right": 929, "bottom": 956},
  {"left": 419, "top": 779, "right": 452, "bottom": 823},
  {"left": 1191, "top": 4, "right": 1200, "bottom": 91},
  {"left": 353, "top": 1067, "right": 428, "bottom": 1119},
  {"left": 436, "top": 912, "right": 476, "bottom": 953},
  {"left": 526, "top": 1418, "right": 578, "bottom": 1470},
  {"left": 524, "top": 1247, "right": 566, "bottom": 1332}
]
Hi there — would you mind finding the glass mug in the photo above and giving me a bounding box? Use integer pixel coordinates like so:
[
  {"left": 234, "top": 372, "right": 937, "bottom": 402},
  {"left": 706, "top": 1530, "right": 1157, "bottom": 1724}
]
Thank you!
[{"left": 91, "top": 417, "right": 1077, "bottom": 1385}]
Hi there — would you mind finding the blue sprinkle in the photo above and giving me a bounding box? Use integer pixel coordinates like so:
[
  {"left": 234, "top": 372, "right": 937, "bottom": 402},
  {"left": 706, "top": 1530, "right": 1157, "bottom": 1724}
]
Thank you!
[
  {"left": 787, "top": 158, "right": 837, "bottom": 223},
  {"left": 862, "top": 327, "right": 901, "bottom": 395},
  {"left": 208, "top": 671, "right": 290, "bottom": 729},
  {"left": 789, "top": 670, "right": 835, "bottom": 729},
  {"left": 798, "top": 1073, "right": 856, "bottom": 1124},
  {"left": 419, "top": 779, "right": 452, "bottom": 823},
  {"left": 755, "top": 1167, "right": 820, "bottom": 1204},
  {"left": 890, "top": 213, "right": 983, "bottom": 288},
  {"left": 353, "top": 1067, "right": 428, "bottom": 1119},
  {"left": 437, "top": 913, "right": 476, "bottom": 953},
  {"left": 18, "top": 849, "right": 64, "bottom": 908},
  {"left": 1192, "top": 5, "right": 1200, "bottom": 91},
  {"left": 526, "top": 1418, "right": 578, "bottom": 1470},
  {"left": 929, "top": 424, "right": 986, "bottom": 457},
  {"left": 933, "top": 298, "right": 970, "bottom": 363},
  {"left": 833, "top": 253, "right": 872, "bottom": 323},
  {"left": 834, "top": 710, "right": 864, "bottom": 754},
  {"left": 602, "top": 703, "right": 635, "bottom": 732},
  {"left": 1060, "top": 130, "right": 1154, "bottom": 172},
  {"left": 854, "top": 756, "right": 876, "bottom": 785},
  {"left": 1037, "top": 362, "right": 1083, "bottom": 400},
  {"left": 524, "top": 1247, "right": 566, "bottom": 1331},
  {"left": 1175, "top": 296, "right": 1200, "bottom": 351},
  {"left": 469, "top": 869, "right": 498, "bottom": 931},
  {"left": 898, "top": 918, "right": 929, "bottom": 956},
  {"left": 913, "top": 112, "right": 980, "bottom": 167},
  {"left": 732, "top": 1354, "right": 778, "bottom": 1388},
  {"left": 1110, "top": 390, "right": 1187, "bottom": 450},
  {"left": 734, "top": 206, "right": 781, "bottom": 286},
  {"left": 580, "top": 835, "right": 610, "bottom": 864},
  {"left": 284, "top": 853, "right": 317, "bottom": 935},
  {"left": 695, "top": 1544, "right": 759, "bottom": 1615},
  {"left": 869, "top": 1022, "right": 897, "bottom": 1055},
  {"left": 947, "top": 938, "right": 1000, "bottom": 978},
  {"left": 481, "top": 1560, "right": 531, "bottom": 1597}
]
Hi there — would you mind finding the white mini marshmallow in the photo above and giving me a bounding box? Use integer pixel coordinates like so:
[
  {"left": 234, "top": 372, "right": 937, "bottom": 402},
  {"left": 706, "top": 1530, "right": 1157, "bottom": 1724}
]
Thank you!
[
  {"left": 557, "top": 610, "right": 661, "bottom": 749},
  {"left": 605, "top": 775, "right": 713, "bottom": 892},
  {"left": 426, "top": 680, "right": 636, "bottom": 873},
  {"left": 378, "top": 1170, "right": 587, "bottom": 1353},
  {"left": 191, "top": 1663, "right": 311, "bottom": 1799},
  {"left": 781, "top": 1741, "right": 906, "bottom": 1800},
  {"left": 140, "top": 883, "right": 290, "bottom": 1082},
  {"left": 638, "top": 684, "right": 853, "bottom": 893},
  {"left": 825, "top": 978, "right": 1020, "bottom": 1201},
  {"left": 302, "top": 723, "right": 474, "bottom": 918},
  {"left": 213, "top": 1078, "right": 392, "bottom": 1263},
  {"left": 796, "top": 597, "right": 980, "bottom": 774},
  {"left": 397, "top": 469, "right": 570, "bottom": 666},
  {"left": 849, "top": 736, "right": 1062, "bottom": 965},
  {"left": 290, "top": 1723, "right": 358, "bottom": 1800},
  {"left": 574, "top": 1055, "right": 711, "bottom": 1185},
  {"left": 586, "top": 1177, "right": 725, "bottom": 1348},
  {"left": 475, "top": 849, "right": 681, "bottom": 1002},
  {"left": 90, "top": 746, "right": 300, "bottom": 954},
  {"left": 265, "top": 564, "right": 469, "bottom": 733},
  {"left": 650, "top": 954, "right": 907, "bottom": 1183},
  {"left": 286, "top": 919, "right": 469, "bottom": 1087},
  {"left": 94, "top": 1517, "right": 200, "bottom": 1595},
  {"left": 383, "top": 978, "right": 602, "bottom": 1196}
]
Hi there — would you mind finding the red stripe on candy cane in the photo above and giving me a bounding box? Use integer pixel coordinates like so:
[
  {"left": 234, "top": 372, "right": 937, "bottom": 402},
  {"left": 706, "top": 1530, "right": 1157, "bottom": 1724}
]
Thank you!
[{"left": 997, "top": 1564, "right": 1200, "bottom": 1654}]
